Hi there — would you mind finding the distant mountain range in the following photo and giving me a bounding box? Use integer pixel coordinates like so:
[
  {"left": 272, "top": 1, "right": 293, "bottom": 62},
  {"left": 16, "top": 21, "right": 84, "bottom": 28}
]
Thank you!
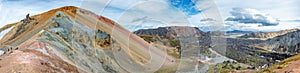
[
  {"left": 226, "top": 30, "right": 253, "bottom": 34},
  {"left": 134, "top": 26, "right": 205, "bottom": 39},
  {"left": 241, "top": 29, "right": 299, "bottom": 39}
]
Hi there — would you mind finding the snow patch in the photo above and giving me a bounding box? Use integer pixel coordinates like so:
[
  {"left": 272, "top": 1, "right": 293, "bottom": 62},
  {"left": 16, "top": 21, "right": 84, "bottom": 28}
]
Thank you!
[
  {"left": 0, "top": 50, "right": 4, "bottom": 56},
  {"left": 0, "top": 26, "right": 14, "bottom": 39}
]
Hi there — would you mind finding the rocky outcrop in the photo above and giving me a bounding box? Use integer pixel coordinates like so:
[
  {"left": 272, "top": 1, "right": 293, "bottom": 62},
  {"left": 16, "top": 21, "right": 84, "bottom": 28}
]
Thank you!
[{"left": 264, "top": 30, "right": 300, "bottom": 54}]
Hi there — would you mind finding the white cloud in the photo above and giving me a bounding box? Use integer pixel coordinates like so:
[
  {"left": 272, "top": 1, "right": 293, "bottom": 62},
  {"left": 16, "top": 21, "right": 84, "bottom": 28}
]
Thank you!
[
  {"left": 100, "top": 0, "right": 167, "bottom": 21},
  {"left": 226, "top": 8, "right": 279, "bottom": 26},
  {"left": 215, "top": 0, "right": 300, "bottom": 20},
  {"left": 0, "top": 26, "right": 13, "bottom": 39},
  {"left": 214, "top": 0, "right": 300, "bottom": 32},
  {"left": 116, "top": 1, "right": 190, "bottom": 31},
  {"left": 225, "top": 21, "right": 300, "bottom": 32}
]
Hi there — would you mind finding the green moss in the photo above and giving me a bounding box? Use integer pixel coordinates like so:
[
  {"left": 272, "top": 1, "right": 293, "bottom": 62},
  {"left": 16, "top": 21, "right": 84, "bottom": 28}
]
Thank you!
[
  {"left": 239, "top": 35, "right": 251, "bottom": 38},
  {"left": 207, "top": 61, "right": 248, "bottom": 73},
  {"left": 139, "top": 35, "right": 155, "bottom": 43},
  {"left": 168, "top": 52, "right": 180, "bottom": 58},
  {"left": 155, "top": 66, "right": 178, "bottom": 73},
  {"left": 169, "top": 40, "right": 180, "bottom": 47}
]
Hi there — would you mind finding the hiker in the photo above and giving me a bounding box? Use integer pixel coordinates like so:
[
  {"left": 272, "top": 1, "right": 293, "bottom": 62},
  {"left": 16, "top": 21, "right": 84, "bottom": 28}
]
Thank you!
[
  {"left": 26, "top": 13, "right": 31, "bottom": 21},
  {"left": 26, "top": 14, "right": 30, "bottom": 19}
]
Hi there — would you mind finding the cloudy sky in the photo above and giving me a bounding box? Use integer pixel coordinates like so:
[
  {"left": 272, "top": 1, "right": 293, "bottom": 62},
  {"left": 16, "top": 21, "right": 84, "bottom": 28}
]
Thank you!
[{"left": 0, "top": 0, "right": 299, "bottom": 32}]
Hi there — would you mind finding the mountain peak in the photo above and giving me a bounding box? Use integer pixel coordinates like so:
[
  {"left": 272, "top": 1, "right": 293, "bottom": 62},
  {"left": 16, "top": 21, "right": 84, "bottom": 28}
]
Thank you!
[
  {"left": 0, "top": 6, "right": 175, "bottom": 72},
  {"left": 48, "top": 6, "right": 79, "bottom": 12}
]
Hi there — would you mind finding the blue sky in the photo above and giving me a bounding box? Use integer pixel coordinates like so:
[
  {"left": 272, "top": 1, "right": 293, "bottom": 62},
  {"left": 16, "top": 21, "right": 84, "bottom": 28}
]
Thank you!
[
  {"left": 168, "top": 0, "right": 201, "bottom": 15},
  {"left": 0, "top": 0, "right": 299, "bottom": 32}
]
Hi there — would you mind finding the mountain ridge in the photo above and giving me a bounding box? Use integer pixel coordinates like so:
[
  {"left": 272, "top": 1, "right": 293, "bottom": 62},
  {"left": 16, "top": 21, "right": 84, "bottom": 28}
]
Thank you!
[{"left": 241, "top": 29, "right": 299, "bottom": 39}]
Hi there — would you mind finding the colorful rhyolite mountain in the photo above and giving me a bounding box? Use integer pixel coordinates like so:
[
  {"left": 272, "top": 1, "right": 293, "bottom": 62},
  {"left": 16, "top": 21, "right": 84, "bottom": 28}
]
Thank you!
[{"left": 0, "top": 6, "right": 176, "bottom": 73}]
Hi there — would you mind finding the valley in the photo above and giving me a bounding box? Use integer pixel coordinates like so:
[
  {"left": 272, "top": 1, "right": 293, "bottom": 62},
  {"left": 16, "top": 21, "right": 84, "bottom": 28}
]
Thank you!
[{"left": 135, "top": 26, "right": 300, "bottom": 72}]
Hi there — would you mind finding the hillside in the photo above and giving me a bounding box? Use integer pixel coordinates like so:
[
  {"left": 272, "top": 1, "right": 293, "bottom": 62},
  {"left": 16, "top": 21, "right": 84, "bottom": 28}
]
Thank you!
[
  {"left": 261, "top": 53, "right": 300, "bottom": 73},
  {"left": 250, "top": 30, "right": 300, "bottom": 55},
  {"left": 0, "top": 6, "right": 175, "bottom": 73}
]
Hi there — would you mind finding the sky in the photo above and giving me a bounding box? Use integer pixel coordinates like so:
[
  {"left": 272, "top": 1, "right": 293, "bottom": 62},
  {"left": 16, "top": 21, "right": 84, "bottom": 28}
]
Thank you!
[{"left": 0, "top": 0, "right": 299, "bottom": 32}]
